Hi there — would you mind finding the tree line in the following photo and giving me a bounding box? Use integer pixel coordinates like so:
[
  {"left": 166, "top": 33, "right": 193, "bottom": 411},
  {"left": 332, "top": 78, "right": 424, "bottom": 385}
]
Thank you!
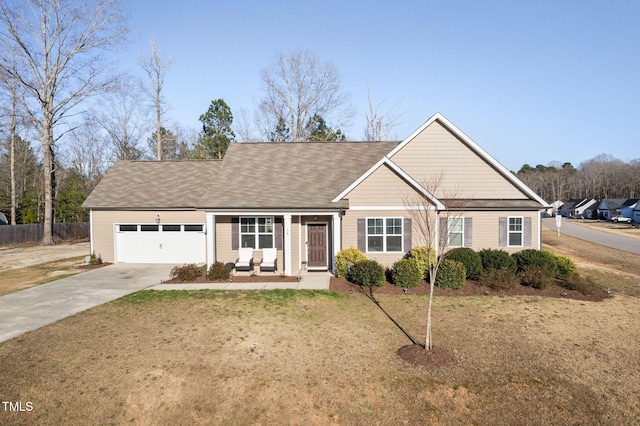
[
  {"left": 515, "top": 155, "right": 640, "bottom": 203},
  {"left": 0, "top": 0, "right": 402, "bottom": 238}
]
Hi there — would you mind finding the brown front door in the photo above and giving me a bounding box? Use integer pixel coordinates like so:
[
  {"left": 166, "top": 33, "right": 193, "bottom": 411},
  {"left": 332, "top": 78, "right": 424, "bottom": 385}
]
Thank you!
[{"left": 307, "top": 224, "right": 327, "bottom": 269}]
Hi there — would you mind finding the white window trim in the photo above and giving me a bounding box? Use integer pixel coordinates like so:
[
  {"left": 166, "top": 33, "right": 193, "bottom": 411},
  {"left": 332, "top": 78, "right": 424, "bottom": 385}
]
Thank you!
[
  {"left": 366, "top": 217, "right": 403, "bottom": 253},
  {"left": 240, "top": 216, "right": 275, "bottom": 249},
  {"left": 508, "top": 216, "right": 524, "bottom": 247},
  {"left": 448, "top": 217, "right": 464, "bottom": 248}
]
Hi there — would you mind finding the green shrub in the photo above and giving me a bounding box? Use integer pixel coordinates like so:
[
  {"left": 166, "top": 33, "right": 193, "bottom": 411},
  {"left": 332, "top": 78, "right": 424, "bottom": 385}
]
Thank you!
[
  {"left": 391, "top": 258, "right": 423, "bottom": 288},
  {"left": 407, "top": 246, "right": 436, "bottom": 278},
  {"left": 445, "top": 248, "right": 482, "bottom": 280},
  {"left": 335, "top": 247, "right": 367, "bottom": 278},
  {"left": 478, "top": 249, "right": 517, "bottom": 274},
  {"left": 518, "top": 265, "right": 555, "bottom": 289},
  {"left": 206, "top": 261, "right": 231, "bottom": 281},
  {"left": 169, "top": 263, "right": 202, "bottom": 282},
  {"left": 478, "top": 268, "right": 519, "bottom": 291},
  {"left": 350, "top": 260, "right": 385, "bottom": 287},
  {"left": 555, "top": 256, "right": 577, "bottom": 278},
  {"left": 89, "top": 252, "right": 102, "bottom": 265},
  {"left": 511, "top": 249, "right": 558, "bottom": 275},
  {"left": 434, "top": 259, "right": 466, "bottom": 289}
]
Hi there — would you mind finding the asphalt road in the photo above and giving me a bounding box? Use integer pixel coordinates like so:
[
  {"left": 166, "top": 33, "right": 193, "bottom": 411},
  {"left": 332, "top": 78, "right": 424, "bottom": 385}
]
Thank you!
[{"left": 543, "top": 218, "right": 640, "bottom": 255}]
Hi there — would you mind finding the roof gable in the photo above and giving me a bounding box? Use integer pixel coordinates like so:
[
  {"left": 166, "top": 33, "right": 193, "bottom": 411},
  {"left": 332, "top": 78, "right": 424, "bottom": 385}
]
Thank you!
[{"left": 386, "top": 113, "right": 548, "bottom": 207}]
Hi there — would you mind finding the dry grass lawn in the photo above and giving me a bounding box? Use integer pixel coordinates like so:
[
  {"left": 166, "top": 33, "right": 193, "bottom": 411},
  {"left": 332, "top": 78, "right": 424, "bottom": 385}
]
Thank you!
[{"left": 1, "top": 234, "right": 639, "bottom": 425}]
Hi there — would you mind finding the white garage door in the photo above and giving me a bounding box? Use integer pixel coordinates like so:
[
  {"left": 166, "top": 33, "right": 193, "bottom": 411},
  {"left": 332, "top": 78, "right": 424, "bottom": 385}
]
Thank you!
[{"left": 116, "top": 224, "right": 206, "bottom": 263}]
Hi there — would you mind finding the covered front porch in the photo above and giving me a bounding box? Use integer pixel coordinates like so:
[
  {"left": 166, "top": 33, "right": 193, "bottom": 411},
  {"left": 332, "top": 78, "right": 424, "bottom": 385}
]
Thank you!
[{"left": 205, "top": 211, "right": 343, "bottom": 276}]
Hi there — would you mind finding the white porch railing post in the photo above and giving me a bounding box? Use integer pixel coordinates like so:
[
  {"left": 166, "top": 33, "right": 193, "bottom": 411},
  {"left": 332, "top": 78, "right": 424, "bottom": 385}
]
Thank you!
[{"left": 284, "top": 214, "right": 292, "bottom": 276}]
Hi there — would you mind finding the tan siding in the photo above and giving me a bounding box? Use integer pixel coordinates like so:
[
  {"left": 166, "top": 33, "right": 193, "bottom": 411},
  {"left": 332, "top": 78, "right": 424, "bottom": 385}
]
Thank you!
[
  {"left": 216, "top": 216, "right": 288, "bottom": 274},
  {"left": 345, "top": 163, "right": 423, "bottom": 207},
  {"left": 450, "top": 211, "right": 538, "bottom": 252},
  {"left": 91, "top": 210, "right": 206, "bottom": 263},
  {"left": 391, "top": 121, "right": 525, "bottom": 199},
  {"left": 341, "top": 209, "right": 540, "bottom": 268},
  {"left": 342, "top": 209, "right": 414, "bottom": 268}
]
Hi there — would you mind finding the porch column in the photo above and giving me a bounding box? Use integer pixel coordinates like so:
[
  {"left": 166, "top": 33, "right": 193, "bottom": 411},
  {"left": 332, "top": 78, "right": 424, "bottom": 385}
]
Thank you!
[
  {"left": 332, "top": 212, "right": 341, "bottom": 275},
  {"left": 205, "top": 213, "right": 216, "bottom": 268},
  {"left": 284, "top": 214, "right": 292, "bottom": 276}
]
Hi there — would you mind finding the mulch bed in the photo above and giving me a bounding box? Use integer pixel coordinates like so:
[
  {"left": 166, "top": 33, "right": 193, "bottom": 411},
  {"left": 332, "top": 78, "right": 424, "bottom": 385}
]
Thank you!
[
  {"left": 329, "top": 277, "right": 610, "bottom": 302},
  {"left": 165, "top": 273, "right": 299, "bottom": 284}
]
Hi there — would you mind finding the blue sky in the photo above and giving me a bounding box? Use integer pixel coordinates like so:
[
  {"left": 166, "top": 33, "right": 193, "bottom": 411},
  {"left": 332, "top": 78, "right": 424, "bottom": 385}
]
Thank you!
[{"left": 120, "top": 0, "right": 639, "bottom": 171}]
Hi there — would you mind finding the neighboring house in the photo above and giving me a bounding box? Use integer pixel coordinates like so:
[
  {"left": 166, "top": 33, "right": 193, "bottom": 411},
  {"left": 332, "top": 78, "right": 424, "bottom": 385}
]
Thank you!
[
  {"left": 82, "top": 113, "right": 549, "bottom": 275},
  {"left": 634, "top": 203, "right": 640, "bottom": 223},
  {"left": 0, "top": 212, "right": 7, "bottom": 225},
  {"left": 559, "top": 198, "right": 598, "bottom": 218},
  {"left": 597, "top": 198, "right": 638, "bottom": 220},
  {"left": 547, "top": 200, "right": 563, "bottom": 217},
  {"left": 619, "top": 200, "right": 638, "bottom": 221}
]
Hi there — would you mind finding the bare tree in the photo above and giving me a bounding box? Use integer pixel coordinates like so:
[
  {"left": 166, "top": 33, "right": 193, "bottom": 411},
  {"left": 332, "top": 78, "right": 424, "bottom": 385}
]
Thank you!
[
  {"left": 404, "top": 175, "right": 465, "bottom": 350},
  {"left": 258, "top": 50, "right": 354, "bottom": 142},
  {"left": 138, "top": 37, "right": 173, "bottom": 160},
  {"left": 0, "top": 0, "right": 127, "bottom": 244},
  {"left": 62, "top": 119, "right": 110, "bottom": 191},
  {"left": 94, "top": 79, "right": 150, "bottom": 161},
  {"left": 0, "top": 66, "right": 22, "bottom": 224},
  {"left": 363, "top": 80, "right": 406, "bottom": 141}
]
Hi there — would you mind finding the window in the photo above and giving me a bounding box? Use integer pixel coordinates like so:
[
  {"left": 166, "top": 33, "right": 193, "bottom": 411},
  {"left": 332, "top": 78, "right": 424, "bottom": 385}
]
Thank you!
[
  {"left": 240, "top": 217, "right": 274, "bottom": 249},
  {"left": 162, "top": 225, "right": 181, "bottom": 232},
  {"left": 508, "top": 217, "right": 523, "bottom": 246},
  {"left": 367, "top": 217, "right": 402, "bottom": 252},
  {"left": 448, "top": 218, "right": 463, "bottom": 247},
  {"left": 140, "top": 225, "right": 159, "bottom": 232},
  {"left": 184, "top": 224, "right": 203, "bottom": 232},
  {"left": 119, "top": 225, "right": 137, "bottom": 232}
]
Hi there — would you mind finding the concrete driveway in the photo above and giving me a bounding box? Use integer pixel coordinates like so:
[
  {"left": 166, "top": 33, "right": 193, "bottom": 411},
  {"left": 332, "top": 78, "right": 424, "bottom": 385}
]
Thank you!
[{"left": 0, "top": 263, "right": 174, "bottom": 344}]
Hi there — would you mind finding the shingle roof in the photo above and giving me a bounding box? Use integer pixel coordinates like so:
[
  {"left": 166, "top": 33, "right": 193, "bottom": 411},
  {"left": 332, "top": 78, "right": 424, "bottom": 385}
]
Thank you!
[{"left": 82, "top": 141, "right": 399, "bottom": 210}]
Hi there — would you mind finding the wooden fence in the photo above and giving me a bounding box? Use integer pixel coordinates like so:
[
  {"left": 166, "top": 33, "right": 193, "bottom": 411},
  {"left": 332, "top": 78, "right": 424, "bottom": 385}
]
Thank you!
[{"left": 0, "top": 222, "right": 89, "bottom": 246}]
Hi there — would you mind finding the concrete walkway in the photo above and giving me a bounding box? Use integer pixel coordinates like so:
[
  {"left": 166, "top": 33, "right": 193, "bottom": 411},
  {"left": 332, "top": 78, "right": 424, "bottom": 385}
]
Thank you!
[
  {"left": 150, "top": 271, "right": 332, "bottom": 291},
  {"left": 0, "top": 265, "right": 331, "bottom": 344}
]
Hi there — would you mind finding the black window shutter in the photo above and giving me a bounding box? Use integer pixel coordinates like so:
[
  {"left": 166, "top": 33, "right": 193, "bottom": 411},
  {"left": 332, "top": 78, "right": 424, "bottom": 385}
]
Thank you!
[
  {"left": 357, "top": 219, "right": 366, "bottom": 252},
  {"left": 231, "top": 217, "right": 239, "bottom": 250},
  {"left": 439, "top": 217, "right": 448, "bottom": 246},
  {"left": 498, "top": 217, "right": 507, "bottom": 246},
  {"left": 523, "top": 217, "right": 532, "bottom": 246},
  {"left": 464, "top": 217, "right": 473, "bottom": 247},
  {"left": 275, "top": 217, "right": 283, "bottom": 250},
  {"left": 403, "top": 218, "right": 412, "bottom": 252}
]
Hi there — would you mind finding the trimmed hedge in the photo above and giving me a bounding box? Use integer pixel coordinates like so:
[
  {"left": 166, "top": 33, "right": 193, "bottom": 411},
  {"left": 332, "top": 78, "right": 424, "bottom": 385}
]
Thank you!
[
  {"left": 350, "top": 260, "right": 385, "bottom": 287},
  {"left": 512, "top": 249, "right": 559, "bottom": 276},
  {"left": 434, "top": 259, "right": 466, "bottom": 289},
  {"left": 407, "top": 246, "right": 436, "bottom": 278},
  {"left": 555, "top": 255, "right": 577, "bottom": 278},
  {"left": 335, "top": 247, "right": 367, "bottom": 278},
  {"left": 391, "top": 258, "right": 423, "bottom": 288},
  {"left": 478, "top": 248, "right": 517, "bottom": 274},
  {"left": 445, "top": 247, "right": 482, "bottom": 280}
]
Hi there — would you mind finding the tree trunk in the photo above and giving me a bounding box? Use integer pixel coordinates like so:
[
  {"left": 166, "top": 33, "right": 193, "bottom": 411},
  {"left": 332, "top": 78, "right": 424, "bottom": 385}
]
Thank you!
[
  {"left": 425, "top": 276, "right": 435, "bottom": 350},
  {"left": 42, "top": 120, "right": 55, "bottom": 245},
  {"left": 9, "top": 102, "right": 17, "bottom": 225}
]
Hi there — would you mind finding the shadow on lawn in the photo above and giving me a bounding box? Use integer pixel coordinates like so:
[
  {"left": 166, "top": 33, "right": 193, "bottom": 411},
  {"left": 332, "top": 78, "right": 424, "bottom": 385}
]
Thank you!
[{"left": 357, "top": 285, "right": 425, "bottom": 348}]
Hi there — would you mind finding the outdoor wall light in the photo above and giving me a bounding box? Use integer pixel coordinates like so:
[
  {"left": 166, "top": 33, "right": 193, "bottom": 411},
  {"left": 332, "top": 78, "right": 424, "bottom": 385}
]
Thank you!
[{"left": 155, "top": 214, "right": 161, "bottom": 224}]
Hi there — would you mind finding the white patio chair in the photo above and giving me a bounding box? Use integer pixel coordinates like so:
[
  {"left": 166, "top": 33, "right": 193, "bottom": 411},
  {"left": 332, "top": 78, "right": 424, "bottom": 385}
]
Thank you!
[
  {"left": 235, "top": 247, "right": 254, "bottom": 272},
  {"left": 260, "top": 248, "right": 277, "bottom": 273}
]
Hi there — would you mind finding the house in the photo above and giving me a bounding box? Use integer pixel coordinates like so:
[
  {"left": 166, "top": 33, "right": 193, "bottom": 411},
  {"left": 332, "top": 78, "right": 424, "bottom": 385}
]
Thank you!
[
  {"left": 558, "top": 198, "right": 598, "bottom": 219},
  {"left": 634, "top": 203, "right": 640, "bottom": 223},
  {"left": 82, "top": 113, "right": 549, "bottom": 275},
  {"left": 597, "top": 198, "right": 638, "bottom": 220}
]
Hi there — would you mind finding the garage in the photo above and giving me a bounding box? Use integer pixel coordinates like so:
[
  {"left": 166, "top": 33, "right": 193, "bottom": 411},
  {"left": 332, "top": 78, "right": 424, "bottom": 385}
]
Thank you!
[{"left": 115, "top": 224, "right": 206, "bottom": 264}]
